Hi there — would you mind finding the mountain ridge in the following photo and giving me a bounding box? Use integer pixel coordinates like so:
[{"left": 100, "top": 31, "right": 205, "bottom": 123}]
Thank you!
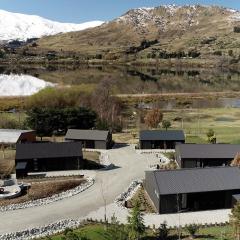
[
  {"left": 0, "top": 9, "right": 104, "bottom": 41},
  {"left": 32, "top": 5, "right": 240, "bottom": 52},
  {"left": 3, "top": 5, "right": 240, "bottom": 69}
]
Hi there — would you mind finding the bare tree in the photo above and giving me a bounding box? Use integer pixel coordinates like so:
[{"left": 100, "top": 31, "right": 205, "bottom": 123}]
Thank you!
[
  {"left": 231, "top": 152, "right": 240, "bottom": 167},
  {"left": 144, "top": 109, "right": 163, "bottom": 129},
  {"left": 91, "top": 78, "right": 122, "bottom": 130}
]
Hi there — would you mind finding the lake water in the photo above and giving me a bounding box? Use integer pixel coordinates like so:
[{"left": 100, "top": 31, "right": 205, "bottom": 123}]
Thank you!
[{"left": 1, "top": 65, "right": 240, "bottom": 107}]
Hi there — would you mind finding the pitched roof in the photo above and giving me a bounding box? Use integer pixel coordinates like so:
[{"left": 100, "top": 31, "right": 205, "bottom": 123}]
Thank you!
[
  {"left": 176, "top": 144, "right": 240, "bottom": 159},
  {"left": 0, "top": 129, "right": 34, "bottom": 144},
  {"left": 16, "top": 142, "right": 82, "bottom": 160},
  {"left": 233, "top": 194, "right": 240, "bottom": 201},
  {"left": 65, "top": 129, "right": 109, "bottom": 141},
  {"left": 149, "top": 167, "right": 240, "bottom": 195},
  {"left": 140, "top": 130, "right": 185, "bottom": 141}
]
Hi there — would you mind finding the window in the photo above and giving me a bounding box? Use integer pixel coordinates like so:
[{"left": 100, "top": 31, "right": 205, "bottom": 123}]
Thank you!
[{"left": 33, "top": 158, "right": 38, "bottom": 171}]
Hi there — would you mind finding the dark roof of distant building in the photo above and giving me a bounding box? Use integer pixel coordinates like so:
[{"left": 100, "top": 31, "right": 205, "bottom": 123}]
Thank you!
[
  {"left": 140, "top": 130, "right": 185, "bottom": 141},
  {"left": 16, "top": 142, "right": 82, "bottom": 160},
  {"left": 176, "top": 144, "right": 240, "bottom": 159},
  {"left": 148, "top": 167, "right": 240, "bottom": 195},
  {"left": 65, "top": 129, "right": 110, "bottom": 141}
]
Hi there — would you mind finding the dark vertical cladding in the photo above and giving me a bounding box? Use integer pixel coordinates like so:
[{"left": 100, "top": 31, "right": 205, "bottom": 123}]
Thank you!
[
  {"left": 176, "top": 144, "right": 240, "bottom": 168},
  {"left": 139, "top": 130, "right": 185, "bottom": 149},
  {"left": 145, "top": 167, "right": 240, "bottom": 214},
  {"left": 65, "top": 129, "right": 113, "bottom": 150},
  {"left": 15, "top": 142, "right": 83, "bottom": 178},
  {"left": 145, "top": 171, "right": 160, "bottom": 213}
]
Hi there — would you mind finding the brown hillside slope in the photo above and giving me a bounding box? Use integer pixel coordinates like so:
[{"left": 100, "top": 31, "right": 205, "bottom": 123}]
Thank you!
[{"left": 31, "top": 5, "right": 240, "bottom": 57}]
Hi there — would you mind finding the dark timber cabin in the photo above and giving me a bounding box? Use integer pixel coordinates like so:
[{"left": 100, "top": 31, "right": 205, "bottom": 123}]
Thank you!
[
  {"left": 145, "top": 167, "right": 240, "bottom": 214},
  {"left": 175, "top": 144, "right": 240, "bottom": 168},
  {"left": 65, "top": 129, "right": 113, "bottom": 150},
  {"left": 139, "top": 130, "right": 185, "bottom": 149},
  {"left": 15, "top": 142, "right": 83, "bottom": 178}
]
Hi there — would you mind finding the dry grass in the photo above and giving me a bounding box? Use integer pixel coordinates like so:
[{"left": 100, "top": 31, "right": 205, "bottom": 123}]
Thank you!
[
  {"left": 83, "top": 151, "right": 100, "bottom": 163},
  {"left": 0, "top": 149, "right": 15, "bottom": 178},
  {"left": 0, "top": 177, "right": 85, "bottom": 206},
  {"left": 113, "top": 132, "right": 138, "bottom": 144},
  {"left": 31, "top": 5, "right": 240, "bottom": 69}
]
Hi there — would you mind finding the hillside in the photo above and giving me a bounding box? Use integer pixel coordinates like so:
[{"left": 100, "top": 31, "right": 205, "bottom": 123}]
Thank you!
[{"left": 29, "top": 5, "right": 240, "bottom": 61}]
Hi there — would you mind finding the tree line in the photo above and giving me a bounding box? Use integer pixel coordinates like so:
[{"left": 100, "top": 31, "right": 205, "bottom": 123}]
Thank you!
[
  {"left": 147, "top": 50, "right": 201, "bottom": 59},
  {"left": 23, "top": 78, "right": 123, "bottom": 137}
]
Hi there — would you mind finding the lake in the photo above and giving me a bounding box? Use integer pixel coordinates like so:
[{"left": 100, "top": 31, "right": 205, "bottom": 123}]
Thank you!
[{"left": 1, "top": 65, "right": 240, "bottom": 106}]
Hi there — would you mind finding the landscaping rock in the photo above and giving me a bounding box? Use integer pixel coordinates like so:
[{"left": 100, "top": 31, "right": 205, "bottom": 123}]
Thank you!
[{"left": 0, "top": 178, "right": 94, "bottom": 212}]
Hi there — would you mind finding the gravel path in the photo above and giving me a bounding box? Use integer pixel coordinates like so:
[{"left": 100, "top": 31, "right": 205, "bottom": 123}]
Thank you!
[
  {"left": 0, "top": 145, "right": 231, "bottom": 235},
  {"left": 0, "top": 145, "right": 158, "bottom": 235}
]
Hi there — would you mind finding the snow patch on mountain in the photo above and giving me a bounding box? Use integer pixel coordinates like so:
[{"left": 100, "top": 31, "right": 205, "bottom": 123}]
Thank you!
[
  {"left": 231, "top": 11, "right": 240, "bottom": 21},
  {"left": 0, "top": 74, "right": 54, "bottom": 96},
  {"left": 0, "top": 9, "right": 104, "bottom": 41}
]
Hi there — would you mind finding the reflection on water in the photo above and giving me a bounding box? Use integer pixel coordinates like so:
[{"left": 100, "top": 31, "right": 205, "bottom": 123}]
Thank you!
[
  {"left": 0, "top": 65, "right": 240, "bottom": 96},
  {"left": 138, "top": 98, "right": 240, "bottom": 110}
]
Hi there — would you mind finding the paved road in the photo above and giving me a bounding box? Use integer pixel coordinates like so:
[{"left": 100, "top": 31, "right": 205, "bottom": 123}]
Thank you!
[{"left": 0, "top": 145, "right": 158, "bottom": 235}]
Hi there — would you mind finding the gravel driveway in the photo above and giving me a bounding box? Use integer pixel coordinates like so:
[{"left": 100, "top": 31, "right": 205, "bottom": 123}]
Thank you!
[
  {"left": 0, "top": 145, "right": 157, "bottom": 235},
  {"left": 0, "top": 145, "right": 231, "bottom": 235}
]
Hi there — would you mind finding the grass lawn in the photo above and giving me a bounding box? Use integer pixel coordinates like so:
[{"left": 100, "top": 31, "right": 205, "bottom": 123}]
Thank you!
[
  {"left": 41, "top": 224, "right": 112, "bottom": 240},
  {"left": 163, "top": 108, "right": 240, "bottom": 144},
  {"left": 175, "top": 225, "right": 234, "bottom": 240},
  {"left": 40, "top": 223, "right": 235, "bottom": 240}
]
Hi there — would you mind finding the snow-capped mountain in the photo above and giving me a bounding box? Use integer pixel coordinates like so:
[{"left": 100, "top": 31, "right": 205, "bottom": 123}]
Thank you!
[
  {"left": 14, "top": 5, "right": 240, "bottom": 58},
  {"left": 0, "top": 9, "right": 104, "bottom": 41},
  {"left": 115, "top": 5, "right": 240, "bottom": 33}
]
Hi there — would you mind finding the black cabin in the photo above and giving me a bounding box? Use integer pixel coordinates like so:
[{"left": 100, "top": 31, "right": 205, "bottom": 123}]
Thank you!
[
  {"left": 139, "top": 130, "right": 185, "bottom": 149},
  {"left": 145, "top": 167, "right": 240, "bottom": 214},
  {"left": 15, "top": 142, "right": 83, "bottom": 178}
]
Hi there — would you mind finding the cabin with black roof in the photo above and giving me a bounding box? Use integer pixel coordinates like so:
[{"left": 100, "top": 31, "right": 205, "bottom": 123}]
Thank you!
[
  {"left": 145, "top": 167, "right": 240, "bottom": 214},
  {"left": 65, "top": 129, "right": 113, "bottom": 150},
  {"left": 139, "top": 130, "right": 185, "bottom": 149},
  {"left": 175, "top": 144, "right": 240, "bottom": 168},
  {"left": 15, "top": 142, "right": 83, "bottom": 178}
]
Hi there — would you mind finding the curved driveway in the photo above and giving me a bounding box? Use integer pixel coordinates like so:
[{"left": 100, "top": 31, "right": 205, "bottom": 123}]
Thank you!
[{"left": 0, "top": 145, "right": 155, "bottom": 235}]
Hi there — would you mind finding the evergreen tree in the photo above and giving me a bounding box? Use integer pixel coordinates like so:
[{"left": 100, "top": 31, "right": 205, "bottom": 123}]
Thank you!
[
  {"left": 127, "top": 201, "right": 145, "bottom": 240},
  {"left": 162, "top": 120, "right": 171, "bottom": 130}
]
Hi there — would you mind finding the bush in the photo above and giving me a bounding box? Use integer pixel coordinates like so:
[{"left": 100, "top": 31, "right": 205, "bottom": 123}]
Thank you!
[
  {"left": 158, "top": 221, "right": 169, "bottom": 240},
  {"left": 186, "top": 224, "right": 200, "bottom": 238},
  {"left": 234, "top": 26, "right": 240, "bottom": 33}
]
